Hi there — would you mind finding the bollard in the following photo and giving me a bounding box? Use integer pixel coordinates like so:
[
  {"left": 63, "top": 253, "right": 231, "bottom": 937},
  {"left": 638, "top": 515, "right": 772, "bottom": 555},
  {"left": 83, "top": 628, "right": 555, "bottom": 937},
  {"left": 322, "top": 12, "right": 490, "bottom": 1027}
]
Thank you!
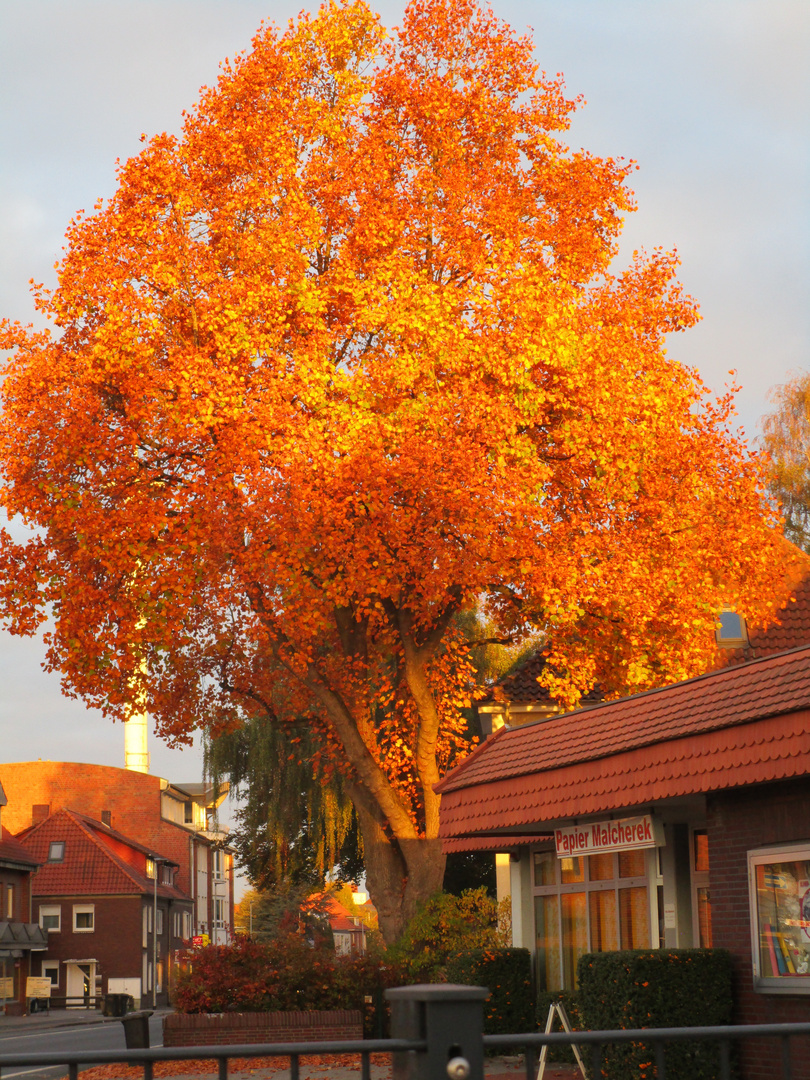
[{"left": 386, "top": 984, "right": 488, "bottom": 1080}]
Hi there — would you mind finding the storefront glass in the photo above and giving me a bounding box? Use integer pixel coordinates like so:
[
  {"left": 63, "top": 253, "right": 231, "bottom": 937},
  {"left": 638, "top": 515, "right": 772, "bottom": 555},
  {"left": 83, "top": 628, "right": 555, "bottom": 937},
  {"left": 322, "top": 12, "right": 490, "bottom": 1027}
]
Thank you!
[
  {"left": 535, "top": 894, "right": 562, "bottom": 991},
  {"left": 533, "top": 844, "right": 655, "bottom": 990},
  {"left": 561, "top": 892, "right": 588, "bottom": 988},
  {"left": 751, "top": 853, "right": 810, "bottom": 981},
  {"left": 589, "top": 889, "right": 618, "bottom": 951},
  {"left": 619, "top": 886, "right": 650, "bottom": 948}
]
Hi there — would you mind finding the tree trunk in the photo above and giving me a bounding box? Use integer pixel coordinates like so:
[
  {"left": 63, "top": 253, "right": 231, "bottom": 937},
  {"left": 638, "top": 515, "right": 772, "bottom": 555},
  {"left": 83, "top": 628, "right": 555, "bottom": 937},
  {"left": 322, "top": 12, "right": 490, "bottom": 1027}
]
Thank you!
[{"left": 356, "top": 806, "right": 446, "bottom": 944}]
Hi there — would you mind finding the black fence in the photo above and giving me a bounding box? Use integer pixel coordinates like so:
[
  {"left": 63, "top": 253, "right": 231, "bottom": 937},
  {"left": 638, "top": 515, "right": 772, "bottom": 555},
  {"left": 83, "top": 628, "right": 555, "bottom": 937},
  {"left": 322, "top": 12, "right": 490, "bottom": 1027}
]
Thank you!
[{"left": 1, "top": 984, "right": 809, "bottom": 1080}]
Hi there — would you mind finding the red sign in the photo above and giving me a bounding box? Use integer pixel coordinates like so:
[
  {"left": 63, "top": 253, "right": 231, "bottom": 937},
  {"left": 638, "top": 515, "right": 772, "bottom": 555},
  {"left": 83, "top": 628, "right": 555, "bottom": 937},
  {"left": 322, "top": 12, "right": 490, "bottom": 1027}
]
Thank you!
[{"left": 192, "top": 935, "right": 204, "bottom": 947}]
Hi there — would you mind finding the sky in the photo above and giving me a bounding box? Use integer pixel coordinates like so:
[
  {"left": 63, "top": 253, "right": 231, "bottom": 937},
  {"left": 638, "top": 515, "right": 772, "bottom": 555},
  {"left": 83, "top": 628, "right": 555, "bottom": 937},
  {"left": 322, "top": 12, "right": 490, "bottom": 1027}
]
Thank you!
[{"left": 0, "top": 1, "right": 808, "bottom": 858}]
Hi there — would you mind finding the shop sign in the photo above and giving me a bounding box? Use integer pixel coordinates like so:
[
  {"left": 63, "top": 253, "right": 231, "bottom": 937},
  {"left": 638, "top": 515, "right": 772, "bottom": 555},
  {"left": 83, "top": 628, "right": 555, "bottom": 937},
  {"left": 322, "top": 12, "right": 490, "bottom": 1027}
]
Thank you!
[
  {"left": 555, "top": 814, "right": 660, "bottom": 857},
  {"left": 26, "top": 977, "right": 51, "bottom": 999}
]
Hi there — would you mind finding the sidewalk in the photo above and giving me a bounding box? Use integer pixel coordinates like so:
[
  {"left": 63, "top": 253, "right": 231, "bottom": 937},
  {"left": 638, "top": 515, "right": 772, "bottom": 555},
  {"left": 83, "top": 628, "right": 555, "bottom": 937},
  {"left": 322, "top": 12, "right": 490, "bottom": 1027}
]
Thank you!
[{"left": 0, "top": 1005, "right": 173, "bottom": 1034}]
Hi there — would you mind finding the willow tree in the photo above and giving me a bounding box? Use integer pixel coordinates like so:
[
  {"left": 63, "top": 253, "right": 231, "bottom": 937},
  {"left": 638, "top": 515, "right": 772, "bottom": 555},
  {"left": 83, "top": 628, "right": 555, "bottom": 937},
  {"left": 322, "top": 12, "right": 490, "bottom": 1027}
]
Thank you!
[
  {"left": 761, "top": 373, "right": 810, "bottom": 552},
  {"left": 0, "top": 0, "right": 782, "bottom": 940}
]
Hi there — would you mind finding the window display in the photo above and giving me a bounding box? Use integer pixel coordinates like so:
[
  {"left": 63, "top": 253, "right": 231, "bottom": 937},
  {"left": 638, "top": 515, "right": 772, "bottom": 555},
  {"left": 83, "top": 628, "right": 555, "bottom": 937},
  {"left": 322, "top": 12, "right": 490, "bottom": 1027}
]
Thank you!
[{"left": 749, "top": 845, "right": 810, "bottom": 990}]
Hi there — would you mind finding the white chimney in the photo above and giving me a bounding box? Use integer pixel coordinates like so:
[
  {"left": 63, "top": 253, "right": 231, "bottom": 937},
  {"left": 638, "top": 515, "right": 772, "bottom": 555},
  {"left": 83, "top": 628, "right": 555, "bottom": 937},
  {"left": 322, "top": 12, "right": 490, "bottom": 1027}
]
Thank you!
[{"left": 124, "top": 707, "right": 150, "bottom": 773}]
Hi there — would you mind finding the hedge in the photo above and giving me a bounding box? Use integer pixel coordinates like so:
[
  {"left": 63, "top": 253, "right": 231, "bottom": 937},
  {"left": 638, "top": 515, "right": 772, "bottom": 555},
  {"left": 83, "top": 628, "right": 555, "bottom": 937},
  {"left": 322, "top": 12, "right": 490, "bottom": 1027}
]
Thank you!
[
  {"left": 445, "top": 947, "right": 534, "bottom": 1034},
  {"left": 577, "top": 949, "right": 734, "bottom": 1080}
]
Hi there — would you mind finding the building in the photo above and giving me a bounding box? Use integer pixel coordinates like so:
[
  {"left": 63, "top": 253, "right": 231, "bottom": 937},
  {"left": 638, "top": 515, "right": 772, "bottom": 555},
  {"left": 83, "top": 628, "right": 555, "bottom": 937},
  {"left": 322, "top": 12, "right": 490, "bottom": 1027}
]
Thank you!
[
  {"left": 438, "top": 646, "right": 810, "bottom": 1079},
  {"left": 0, "top": 762, "right": 234, "bottom": 943},
  {"left": 0, "top": 781, "right": 47, "bottom": 1015},
  {"left": 17, "top": 807, "right": 192, "bottom": 1008}
]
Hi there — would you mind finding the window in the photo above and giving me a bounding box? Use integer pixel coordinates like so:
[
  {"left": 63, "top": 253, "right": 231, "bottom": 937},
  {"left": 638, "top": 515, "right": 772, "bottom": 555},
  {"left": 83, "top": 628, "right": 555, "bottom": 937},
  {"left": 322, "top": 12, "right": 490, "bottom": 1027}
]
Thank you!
[
  {"left": 156, "top": 908, "right": 164, "bottom": 936},
  {"left": 749, "top": 844, "right": 810, "bottom": 991},
  {"left": 692, "top": 829, "right": 712, "bottom": 947},
  {"left": 145, "top": 858, "right": 156, "bottom": 879},
  {"left": 47, "top": 841, "right": 65, "bottom": 863},
  {"left": 183, "top": 910, "right": 192, "bottom": 939},
  {"left": 184, "top": 801, "right": 194, "bottom": 824},
  {"left": 42, "top": 961, "right": 59, "bottom": 987},
  {"left": 39, "top": 904, "right": 61, "bottom": 932},
  {"left": 212, "top": 849, "right": 224, "bottom": 880},
  {"left": 5, "top": 884, "right": 13, "bottom": 919},
  {"left": 533, "top": 845, "right": 655, "bottom": 992},
  {"left": 213, "top": 897, "right": 225, "bottom": 927},
  {"left": 73, "top": 904, "right": 95, "bottom": 933},
  {"left": 716, "top": 609, "right": 748, "bottom": 648}
]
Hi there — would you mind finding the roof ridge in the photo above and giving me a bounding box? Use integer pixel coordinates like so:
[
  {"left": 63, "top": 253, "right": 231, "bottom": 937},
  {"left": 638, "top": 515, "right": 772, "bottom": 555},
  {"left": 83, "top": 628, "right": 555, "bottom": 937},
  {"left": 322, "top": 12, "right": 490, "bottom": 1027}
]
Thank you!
[{"left": 498, "top": 641, "right": 810, "bottom": 735}]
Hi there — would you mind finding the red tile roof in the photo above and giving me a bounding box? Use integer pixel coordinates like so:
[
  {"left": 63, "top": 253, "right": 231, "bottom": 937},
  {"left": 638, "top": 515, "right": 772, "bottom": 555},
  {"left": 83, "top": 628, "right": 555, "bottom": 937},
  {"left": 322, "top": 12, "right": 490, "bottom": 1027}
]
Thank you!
[
  {"left": 17, "top": 809, "right": 190, "bottom": 899},
  {"left": 438, "top": 645, "right": 810, "bottom": 840},
  {"left": 0, "top": 826, "right": 39, "bottom": 868}
]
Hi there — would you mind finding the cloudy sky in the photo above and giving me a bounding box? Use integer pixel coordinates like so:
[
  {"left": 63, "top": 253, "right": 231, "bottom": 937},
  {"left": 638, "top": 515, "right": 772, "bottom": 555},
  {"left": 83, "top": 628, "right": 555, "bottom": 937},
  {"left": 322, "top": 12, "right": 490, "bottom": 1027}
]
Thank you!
[{"left": 0, "top": 1, "right": 808, "bottom": 829}]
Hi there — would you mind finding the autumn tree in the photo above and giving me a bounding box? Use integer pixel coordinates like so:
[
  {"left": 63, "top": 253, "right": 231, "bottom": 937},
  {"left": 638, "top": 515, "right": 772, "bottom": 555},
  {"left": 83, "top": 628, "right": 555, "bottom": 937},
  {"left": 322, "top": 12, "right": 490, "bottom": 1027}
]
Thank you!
[
  {"left": 761, "top": 372, "right": 810, "bottom": 552},
  {"left": 0, "top": 0, "right": 783, "bottom": 941}
]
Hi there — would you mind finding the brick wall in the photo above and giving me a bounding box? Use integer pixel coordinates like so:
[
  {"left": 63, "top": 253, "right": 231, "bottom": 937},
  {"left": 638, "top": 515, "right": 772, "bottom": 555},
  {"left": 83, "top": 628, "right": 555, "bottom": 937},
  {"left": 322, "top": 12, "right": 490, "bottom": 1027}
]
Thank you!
[
  {"left": 0, "top": 762, "right": 196, "bottom": 895},
  {"left": 163, "top": 1009, "right": 364, "bottom": 1047},
  {"left": 708, "top": 778, "right": 810, "bottom": 1080}
]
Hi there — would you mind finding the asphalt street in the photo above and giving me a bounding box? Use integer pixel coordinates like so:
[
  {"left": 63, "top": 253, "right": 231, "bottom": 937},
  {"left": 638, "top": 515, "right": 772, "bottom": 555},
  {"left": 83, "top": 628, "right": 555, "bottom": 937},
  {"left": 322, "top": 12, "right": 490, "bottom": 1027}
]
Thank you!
[{"left": 0, "top": 1013, "right": 165, "bottom": 1080}]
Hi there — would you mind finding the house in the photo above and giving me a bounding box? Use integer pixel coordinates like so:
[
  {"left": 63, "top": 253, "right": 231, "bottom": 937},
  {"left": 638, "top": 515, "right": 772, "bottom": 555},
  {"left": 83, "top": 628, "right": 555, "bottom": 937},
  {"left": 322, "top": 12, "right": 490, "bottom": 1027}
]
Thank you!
[
  {"left": 0, "top": 781, "right": 47, "bottom": 1015},
  {"left": 320, "top": 895, "right": 367, "bottom": 956},
  {"left": 438, "top": 644, "right": 810, "bottom": 1079},
  {"left": 0, "top": 762, "right": 235, "bottom": 943},
  {"left": 17, "top": 807, "right": 192, "bottom": 1008}
]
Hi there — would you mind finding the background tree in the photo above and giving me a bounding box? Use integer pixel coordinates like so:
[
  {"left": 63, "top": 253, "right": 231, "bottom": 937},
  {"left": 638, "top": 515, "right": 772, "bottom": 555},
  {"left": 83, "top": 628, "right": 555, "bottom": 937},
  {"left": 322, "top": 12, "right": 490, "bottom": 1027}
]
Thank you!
[
  {"left": 0, "top": 0, "right": 783, "bottom": 941},
  {"left": 761, "top": 372, "right": 810, "bottom": 552}
]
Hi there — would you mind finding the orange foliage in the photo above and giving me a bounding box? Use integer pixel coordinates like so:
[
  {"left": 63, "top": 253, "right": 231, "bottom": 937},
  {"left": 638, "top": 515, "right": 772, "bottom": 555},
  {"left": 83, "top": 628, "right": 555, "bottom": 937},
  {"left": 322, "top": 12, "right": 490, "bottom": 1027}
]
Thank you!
[{"left": 0, "top": 0, "right": 782, "bottom": 935}]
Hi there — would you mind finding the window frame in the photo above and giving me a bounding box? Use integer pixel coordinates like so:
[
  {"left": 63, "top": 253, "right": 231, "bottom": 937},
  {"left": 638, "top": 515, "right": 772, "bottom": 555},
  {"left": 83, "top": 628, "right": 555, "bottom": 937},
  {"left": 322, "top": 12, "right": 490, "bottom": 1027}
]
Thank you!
[
  {"left": 748, "top": 842, "right": 810, "bottom": 994},
  {"left": 42, "top": 961, "right": 59, "bottom": 988},
  {"left": 47, "top": 841, "right": 65, "bottom": 863},
  {"left": 532, "top": 843, "right": 659, "bottom": 992},
  {"left": 39, "top": 904, "right": 61, "bottom": 933},
  {"left": 72, "top": 904, "right": 95, "bottom": 933}
]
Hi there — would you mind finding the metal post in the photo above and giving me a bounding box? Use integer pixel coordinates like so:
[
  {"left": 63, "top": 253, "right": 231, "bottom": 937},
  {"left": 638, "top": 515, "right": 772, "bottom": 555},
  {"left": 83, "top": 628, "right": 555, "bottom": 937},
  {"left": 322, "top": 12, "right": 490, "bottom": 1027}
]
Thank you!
[
  {"left": 387, "top": 984, "right": 488, "bottom": 1080},
  {"left": 152, "top": 861, "right": 158, "bottom": 1009}
]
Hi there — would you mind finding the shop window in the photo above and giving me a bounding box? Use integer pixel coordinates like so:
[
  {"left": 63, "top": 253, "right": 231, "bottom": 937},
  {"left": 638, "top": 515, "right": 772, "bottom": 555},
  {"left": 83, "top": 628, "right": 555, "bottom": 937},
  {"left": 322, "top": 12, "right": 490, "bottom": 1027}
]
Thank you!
[
  {"left": 748, "top": 844, "right": 810, "bottom": 991},
  {"left": 589, "top": 890, "right": 618, "bottom": 951},
  {"left": 620, "top": 887, "right": 650, "bottom": 948},
  {"left": 532, "top": 843, "right": 655, "bottom": 991},
  {"left": 73, "top": 905, "right": 95, "bottom": 933},
  {"left": 560, "top": 856, "right": 585, "bottom": 884},
  {"left": 692, "top": 829, "right": 712, "bottom": 947},
  {"left": 535, "top": 894, "right": 562, "bottom": 991},
  {"left": 39, "top": 904, "right": 61, "bottom": 932},
  {"left": 619, "top": 849, "right": 646, "bottom": 878},
  {"left": 533, "top": 850, "right": 556, "bottom": 886}
]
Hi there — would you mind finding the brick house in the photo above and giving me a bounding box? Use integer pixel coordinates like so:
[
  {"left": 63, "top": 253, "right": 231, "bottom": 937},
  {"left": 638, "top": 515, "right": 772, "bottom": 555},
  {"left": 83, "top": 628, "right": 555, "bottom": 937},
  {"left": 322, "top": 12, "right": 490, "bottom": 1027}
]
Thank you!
[
  {"left": 438, "top": 646, "right": 810, "bottom": 1079},
  {"left": 0, "top": 781, "right": 47, "bottom": 1016},
  {"left": 17, "top": 807, "right": 192, "bottom": 1008},
  {"left": 0, "top": 762, "right": 234, "bottom": 943}
]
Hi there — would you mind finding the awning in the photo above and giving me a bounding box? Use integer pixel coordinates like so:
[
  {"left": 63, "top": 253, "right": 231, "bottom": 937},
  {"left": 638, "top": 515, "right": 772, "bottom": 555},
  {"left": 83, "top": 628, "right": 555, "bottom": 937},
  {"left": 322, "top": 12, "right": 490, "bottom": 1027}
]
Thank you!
[{"left": 0, "top": 922, "right": 48, "bottom": 953}]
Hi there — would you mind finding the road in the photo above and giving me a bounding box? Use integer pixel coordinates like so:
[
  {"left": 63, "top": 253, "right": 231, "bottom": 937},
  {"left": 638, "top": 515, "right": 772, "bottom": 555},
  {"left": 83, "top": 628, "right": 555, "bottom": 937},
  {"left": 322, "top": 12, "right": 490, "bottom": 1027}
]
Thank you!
[{"left": 0, "top": 1014, "right": 165, "bottom": 1080}]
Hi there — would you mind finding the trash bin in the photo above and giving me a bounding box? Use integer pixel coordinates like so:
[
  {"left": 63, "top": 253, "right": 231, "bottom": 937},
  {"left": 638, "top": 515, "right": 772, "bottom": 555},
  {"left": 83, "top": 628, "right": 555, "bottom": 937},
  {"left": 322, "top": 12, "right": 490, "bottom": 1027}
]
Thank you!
[
  {"left": 103, "top": 993, "right": 135, "bottom": 1017},
  {"left": 120, "top": 1009, "right": 153, "bottom": 1049}
]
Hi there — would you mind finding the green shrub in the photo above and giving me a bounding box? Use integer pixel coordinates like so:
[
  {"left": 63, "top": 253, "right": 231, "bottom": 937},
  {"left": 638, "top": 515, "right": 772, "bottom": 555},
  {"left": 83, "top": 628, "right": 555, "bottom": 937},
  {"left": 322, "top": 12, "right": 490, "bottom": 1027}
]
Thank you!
[
  {"left": 536, "top": 991, "right": 582, "bottom": 1065},
  {"left": 389, "top": 888, "right": 506, "bottom": 983},
  {"left": 446, "top": 947, "right": 534, "bottom": 1034},
  {"left": 577, "top": 949, "right": 734, "bottom": 1080}
]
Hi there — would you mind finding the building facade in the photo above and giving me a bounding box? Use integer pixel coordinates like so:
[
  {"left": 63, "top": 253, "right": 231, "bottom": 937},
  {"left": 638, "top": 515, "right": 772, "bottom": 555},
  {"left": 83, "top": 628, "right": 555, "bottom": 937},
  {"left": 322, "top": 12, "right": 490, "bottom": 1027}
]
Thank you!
[
  {"left": 18, "top": 807, "right": 193, "bottom": 1008},
  {"left": 0, "top": 762, "right": 234, "bottom": 943},
  {"left": 0, "top": 782, "right": 47, "bottom": 1016},
  {"left": 438, "top": 645, "right": 810, "bottom": 1080}
]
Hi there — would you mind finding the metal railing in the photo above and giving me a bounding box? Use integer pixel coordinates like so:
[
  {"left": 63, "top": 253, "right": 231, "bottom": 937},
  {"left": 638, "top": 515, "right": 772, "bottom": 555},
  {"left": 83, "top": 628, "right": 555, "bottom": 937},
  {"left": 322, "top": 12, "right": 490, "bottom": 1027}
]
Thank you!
[{"left": 1, "top": 984, "right": 809, "bottom": 1080}]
